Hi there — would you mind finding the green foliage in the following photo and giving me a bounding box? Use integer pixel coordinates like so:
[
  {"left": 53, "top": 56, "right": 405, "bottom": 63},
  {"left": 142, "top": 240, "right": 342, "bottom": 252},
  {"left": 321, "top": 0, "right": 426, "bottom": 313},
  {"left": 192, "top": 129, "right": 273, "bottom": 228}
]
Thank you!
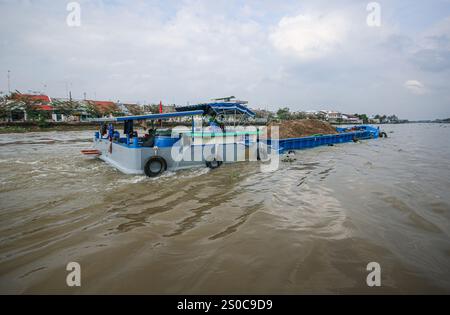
[
  {"left": 37, "top": 114, "right": 50, "bottom": 128},
  {"left": 52, "top": 100, "right": 79, "bottom": 116},
  {"left": 0, "top": 94, "right": 9, "bottom": 119},
  {"left": 111, "top": 111, "right": 125, "bottom": 117},
  {"left": 291, "top": 111, "right": 306, "bottom": 119},
  {"left": 276, "top": 107, "right": 291, "bottom": 120},
  {"left": 355, "top": 113, "right": 369, "bottom": 123},
  {"left": 85, "top": 102, "right": 101, "bottom": 117}
]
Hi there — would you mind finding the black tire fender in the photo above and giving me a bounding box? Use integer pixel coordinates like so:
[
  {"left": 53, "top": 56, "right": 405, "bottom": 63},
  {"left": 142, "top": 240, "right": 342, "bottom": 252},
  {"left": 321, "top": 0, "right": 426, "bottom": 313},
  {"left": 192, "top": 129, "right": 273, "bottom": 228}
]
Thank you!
[
  {"left": 144, "top": 156, "right": 167, "bottom": 177},
  {"left": 206, "top": 157, "right": 223, "bottom": 169}
]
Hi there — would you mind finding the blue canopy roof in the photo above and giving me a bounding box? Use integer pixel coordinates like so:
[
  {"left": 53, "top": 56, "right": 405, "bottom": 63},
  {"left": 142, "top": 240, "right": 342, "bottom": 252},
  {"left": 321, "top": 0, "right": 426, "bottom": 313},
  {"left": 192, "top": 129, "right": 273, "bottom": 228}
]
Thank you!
[
  {"left": 92, "top": 110, "right": 204, "bottom": 122},
  {"left": 116, "top": 110, "right": 204, "bottom": 121},
  {"left": 175, "top": 102, "right": 256, "bottom": 117},
  {"left": 90, "top": 100, "right": 255, "bottom": 122}
]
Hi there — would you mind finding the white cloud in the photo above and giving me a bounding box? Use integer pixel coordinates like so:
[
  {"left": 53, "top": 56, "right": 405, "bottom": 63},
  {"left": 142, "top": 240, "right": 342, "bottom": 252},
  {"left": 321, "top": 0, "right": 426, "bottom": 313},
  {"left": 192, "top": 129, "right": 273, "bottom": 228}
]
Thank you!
[
  {"left": 0, "top": 0, "right": 269, "bottom": 104},
  {"left": 269, "top": 12, "right": 348, "bottom": 60},
  {"left": 404, "top": 80, "right": 426, "bottom": 95}
]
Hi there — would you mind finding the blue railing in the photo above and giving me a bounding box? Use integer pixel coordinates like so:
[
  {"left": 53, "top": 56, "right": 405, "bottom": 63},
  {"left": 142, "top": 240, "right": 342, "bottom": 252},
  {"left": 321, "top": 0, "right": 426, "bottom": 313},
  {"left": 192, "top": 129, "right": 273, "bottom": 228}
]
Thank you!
[{"left": 266, "top": 127, "right": 378, "bottom": 153}]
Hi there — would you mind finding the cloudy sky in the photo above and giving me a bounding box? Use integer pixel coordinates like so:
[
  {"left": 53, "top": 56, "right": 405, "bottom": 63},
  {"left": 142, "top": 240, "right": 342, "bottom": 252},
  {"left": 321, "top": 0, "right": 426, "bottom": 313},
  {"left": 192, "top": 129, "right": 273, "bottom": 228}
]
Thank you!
[{"left": 1, "top": 0, "right": 449, "bottom": 119}]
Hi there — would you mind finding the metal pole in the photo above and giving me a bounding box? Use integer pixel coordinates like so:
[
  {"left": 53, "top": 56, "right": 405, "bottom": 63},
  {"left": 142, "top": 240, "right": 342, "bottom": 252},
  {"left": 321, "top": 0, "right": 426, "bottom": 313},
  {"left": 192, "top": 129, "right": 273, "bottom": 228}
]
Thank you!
[
  {"left": 7, "top": 70, "right": 11, "bottom": 93},
  {"left": 191, "top": 115, "right": 195, "bottom": 143}
]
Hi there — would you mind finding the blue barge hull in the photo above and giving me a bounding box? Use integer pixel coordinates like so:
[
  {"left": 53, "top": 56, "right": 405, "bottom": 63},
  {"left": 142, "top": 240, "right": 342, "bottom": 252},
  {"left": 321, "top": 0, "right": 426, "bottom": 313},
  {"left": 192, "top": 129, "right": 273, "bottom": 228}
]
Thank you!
[{"left": 268, "top": 125, "right": 379, "bottom": 153}]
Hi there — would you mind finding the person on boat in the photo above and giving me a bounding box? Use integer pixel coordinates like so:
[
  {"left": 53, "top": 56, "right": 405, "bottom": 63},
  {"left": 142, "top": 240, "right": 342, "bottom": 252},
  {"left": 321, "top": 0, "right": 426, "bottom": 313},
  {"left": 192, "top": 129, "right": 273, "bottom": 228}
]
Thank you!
[
  {"left": 107, "top": 123, "right": 115, "bottom": 141},
  {"left": 208, "top": 116, "right": 225, "bottom": 132},
  {"left": 142, "top": 128, "right": 155, "bottom": 147},
  {"left": 100, "top": 123, "right": 108, "bottom": 137}
]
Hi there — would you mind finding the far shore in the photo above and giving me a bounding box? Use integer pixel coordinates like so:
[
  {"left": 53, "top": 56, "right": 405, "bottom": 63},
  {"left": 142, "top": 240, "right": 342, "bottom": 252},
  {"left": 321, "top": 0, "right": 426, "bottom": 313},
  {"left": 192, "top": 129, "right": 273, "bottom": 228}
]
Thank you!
[
  {"left": 0, "top": 122, "right": 100, "bottom": 134},
  {"left": 0, "top": 120, "right": 445, "bottom": 135},
  {"left": 0, "top": 121, "right": 191, "bottom": 134}
]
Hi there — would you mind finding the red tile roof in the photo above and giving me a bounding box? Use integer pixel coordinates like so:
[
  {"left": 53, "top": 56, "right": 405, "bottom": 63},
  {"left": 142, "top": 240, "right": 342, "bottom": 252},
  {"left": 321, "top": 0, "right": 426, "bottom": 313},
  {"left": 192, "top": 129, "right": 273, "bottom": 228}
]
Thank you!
[
  {"left": 13, "top": 94, "right": 51, "bottom": 103},
  {"left": 88, "top": 100, "right": 119, "bottom": 114},
  {"left": 11, "top": 93, "right": 54, "bottom": 111},
  {"left": 38, "top": 105, "right": 54, "bottom": 111}
]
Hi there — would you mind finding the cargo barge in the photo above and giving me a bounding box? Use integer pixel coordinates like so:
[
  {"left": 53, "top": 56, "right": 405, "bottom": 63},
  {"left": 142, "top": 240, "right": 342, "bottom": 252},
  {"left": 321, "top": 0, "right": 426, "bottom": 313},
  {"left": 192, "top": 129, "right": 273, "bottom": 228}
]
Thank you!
[
  {"left": 271, "top": 125, "right": 380, "bottom": 153},
  {"left": 82, "top": 99, "right": 380, "bottom": 177}
]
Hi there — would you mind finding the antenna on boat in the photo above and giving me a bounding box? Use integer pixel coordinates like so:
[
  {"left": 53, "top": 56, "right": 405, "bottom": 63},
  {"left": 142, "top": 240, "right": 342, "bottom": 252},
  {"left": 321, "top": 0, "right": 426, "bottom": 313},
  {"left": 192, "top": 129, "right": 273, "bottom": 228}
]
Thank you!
[{"left": 159, "top": 100, "right": 163, "bottom": 128}]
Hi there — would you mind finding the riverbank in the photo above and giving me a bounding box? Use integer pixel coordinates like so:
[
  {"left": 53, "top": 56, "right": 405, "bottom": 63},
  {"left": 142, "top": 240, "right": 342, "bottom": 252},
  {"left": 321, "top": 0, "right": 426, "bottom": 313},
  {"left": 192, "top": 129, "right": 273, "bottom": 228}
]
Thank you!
[{"left": 0, "top": 122, "right": 100, "bottom": 134}]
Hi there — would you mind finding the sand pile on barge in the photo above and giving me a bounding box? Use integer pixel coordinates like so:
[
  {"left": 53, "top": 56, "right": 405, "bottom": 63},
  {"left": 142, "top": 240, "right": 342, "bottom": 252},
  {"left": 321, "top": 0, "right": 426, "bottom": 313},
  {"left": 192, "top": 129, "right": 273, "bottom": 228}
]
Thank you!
[{"left": 265, "top": 119, "right": 337, "bottom": 139}]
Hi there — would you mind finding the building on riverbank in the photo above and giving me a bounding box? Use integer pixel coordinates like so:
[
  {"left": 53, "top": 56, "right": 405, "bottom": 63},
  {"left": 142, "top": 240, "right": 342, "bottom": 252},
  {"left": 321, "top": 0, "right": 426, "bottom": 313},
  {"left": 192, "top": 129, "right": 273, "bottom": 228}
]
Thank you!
[{"left": 0, "top": 92, "right": 145, "bottom": 122}]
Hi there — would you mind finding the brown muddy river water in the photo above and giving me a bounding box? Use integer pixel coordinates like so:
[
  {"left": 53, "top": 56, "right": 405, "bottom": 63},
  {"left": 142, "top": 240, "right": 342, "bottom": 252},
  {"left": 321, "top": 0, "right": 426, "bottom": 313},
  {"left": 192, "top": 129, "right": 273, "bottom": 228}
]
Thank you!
[{"left": 0, "top": 124, "right": 449, "bottom": 294}]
